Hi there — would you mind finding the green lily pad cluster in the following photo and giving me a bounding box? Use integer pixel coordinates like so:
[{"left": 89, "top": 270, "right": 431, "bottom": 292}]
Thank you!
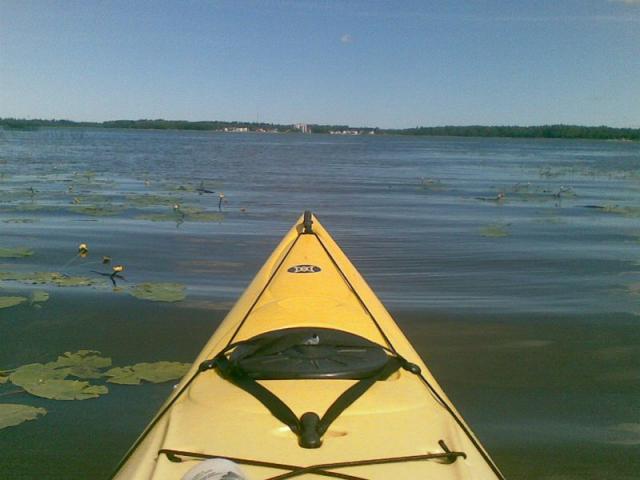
[
  {"left": 105, "top": 362, "right": 191, "bottom": 385},
  {"left": 0, "top": 296, "right": 27, "bottom": 309},
  {"left": 0, "top": 246, "right": 33, "bottom": 258},
  {"left": 598, "top": 205, "right": 640, "bottom": 218},
  {"left": 2, "top": 218, "right": 38, "bottom": 224},
  {"left": 125, "top": 194, "right": 181, "bottom": 207},
  {"left": 8, "top": 351, "right": 112, "bottom": 400},
  {"left": 0, "top": 271, "right": 186, "bottom": 303},
  {"left": 129, "top": 282, "right": 186, "bottom": 302},
  {"left": 0, "top": 271, "right": 97, "bottom": 287},
  {"left": 137, "top": 206, "right": 224, "bottom": 223},
  {"left": 68, "top": 193, "right": 114, "bottom": 204},
  {"left": 0, "top": 173, "right": 227, "bottom": 226},
  {"left": 13, "top": 375, "right": 108, "bottom": 401},
  {"left": 480, "top": 223, "right": 511, "bottom": 238},
  {"left": 8, "top": 203, "right": 57, "bottom": 213},
  {"left": 0, "top": 350, "right": 191, "bottom": 430},
  {"left": 0, "top": 404, "right": 47, "bottom": 429},
  {"left": 506, "top": 183, "right": 576, "bottom": 203},
  {"left": 0, "top": 290, "right": 49, "bottom": 310},
  {"left": 50, "top": 350, "right": 113, "bottom": 378},
  {"left": 29, "top": 290, "right": 49, "bottom": 304}
]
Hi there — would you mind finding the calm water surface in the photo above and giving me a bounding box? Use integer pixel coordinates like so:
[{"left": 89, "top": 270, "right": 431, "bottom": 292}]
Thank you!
[{"left": 0, "top": 128, "right": 639, "bottom": 479}]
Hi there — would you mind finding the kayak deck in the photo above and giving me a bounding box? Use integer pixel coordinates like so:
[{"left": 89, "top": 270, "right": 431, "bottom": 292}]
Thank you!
[{"left": 113, "top": 213, "right": 503, "bottom": 479}]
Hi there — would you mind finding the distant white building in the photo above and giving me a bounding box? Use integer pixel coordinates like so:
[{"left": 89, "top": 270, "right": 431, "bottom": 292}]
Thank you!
[{"left": 295, "top": 123, "right": 310, "bottom": 134}]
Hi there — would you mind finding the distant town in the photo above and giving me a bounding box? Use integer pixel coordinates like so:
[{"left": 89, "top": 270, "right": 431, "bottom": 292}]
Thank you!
[
  {"left": 220, "top": 123, "right": 374, "bottom": 136},
  {"left": 1, "top": 118, "right": 638, "bottom": 141}
]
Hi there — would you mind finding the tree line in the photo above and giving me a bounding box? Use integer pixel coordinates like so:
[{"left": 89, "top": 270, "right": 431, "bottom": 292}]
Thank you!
[
  {"left": 385, "top": 125, "right": 640, "bottom": 141},
  {"left": 1, "top": 118, "right": 638, "bottom": 140}
]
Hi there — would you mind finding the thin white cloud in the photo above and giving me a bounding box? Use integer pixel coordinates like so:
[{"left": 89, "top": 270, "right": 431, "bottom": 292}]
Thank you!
[{"left": 340, "top": 33, "right": 353, "bottom": 44}]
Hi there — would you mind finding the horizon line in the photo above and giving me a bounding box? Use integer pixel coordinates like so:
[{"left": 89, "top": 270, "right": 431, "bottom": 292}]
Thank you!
[{"left": 1, "top": 116, "right": 639, "bottom": 131}]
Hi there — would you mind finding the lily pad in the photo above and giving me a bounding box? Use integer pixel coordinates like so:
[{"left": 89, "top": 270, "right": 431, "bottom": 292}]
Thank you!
[
  {"left": 46, "top": 350, "right": 112, "bottom": 379},
  {"left": 68, "top": 194, "right": 112, "bottom": 204},
  {"left": 29, "top": 291, "right": 49, "bottom": 304},
  {"left": 50, "top": 350, "right": 111, "bottom": 369},
  {"left": 596, "top": 205, "right": 640, "bottom": 218},
  {"left": 0, "top": 247, "right": 33, "bottom": 258},
  {"left": 103, "top": 366, "right": 140, "bottom": 385},
  {"left": 9, "top": 363, "right": 108, "bottom": 400},
  {"left": 0, "top": 374, "right": 9, "bottom": 384},
  {"left": 129, "top": 283, "right": 186, "bottom": 302},
  {"left": 9, "top": 363, "right": 72, "bottom": 385},
  {"left": 126, "top": 194, "right": 180, "bottom": 207},
  {"left": 0, "top": 296, "right": 27, "bottom": 309},
  {"left": 11, "top": 203, "right": 56, "bottom": 212},
  {"left": 480, "top": 223, "right": 511, "bottom": 238},
  {"left": 22, "top": 379, "right": 108, "bottom": 400},
  {"left": 0, "top": 404, "right": 47, "bottom": 430},
  {"left": 49, "top": 273, "right": 96, "bottom": 287},
  {"left": 0, "top": 271, "right": 96, "bottom": 287},
  {"left": 106, "top": 361, "right": 190, "bottom": 385},
  {"left": 2, "top": 218, "right": 38, "bottom": 224}
]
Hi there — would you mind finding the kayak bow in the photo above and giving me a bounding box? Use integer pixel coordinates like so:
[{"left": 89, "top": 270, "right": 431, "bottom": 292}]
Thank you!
[{"left": 113, "top": 211, "right": 504, "bottom": 479}]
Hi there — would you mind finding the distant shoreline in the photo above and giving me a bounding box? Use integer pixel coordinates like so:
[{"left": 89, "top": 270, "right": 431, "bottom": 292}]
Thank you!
[{"left": 1, "top": 118, "right": 638, "bottom": 141}]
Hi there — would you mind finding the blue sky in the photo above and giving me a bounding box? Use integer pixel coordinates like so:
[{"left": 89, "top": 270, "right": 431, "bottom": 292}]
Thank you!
[{"left": 1, "top": 0, "right": 638, "bottom": 128}]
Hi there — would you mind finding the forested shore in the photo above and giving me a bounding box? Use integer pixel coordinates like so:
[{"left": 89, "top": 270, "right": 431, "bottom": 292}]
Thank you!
[{"left": 1, "top": 118, "right": 638, "bottom": 141}]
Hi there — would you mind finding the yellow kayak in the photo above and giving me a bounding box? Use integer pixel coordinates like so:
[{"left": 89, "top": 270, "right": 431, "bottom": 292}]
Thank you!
[{"left": 113, "top": 212, "right": 504, "bottom": 479}]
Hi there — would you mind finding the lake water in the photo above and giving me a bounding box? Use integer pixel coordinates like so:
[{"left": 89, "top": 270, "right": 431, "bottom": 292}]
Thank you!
[{"left": 0, "top": 128, "right": 639, "bottom": 479}]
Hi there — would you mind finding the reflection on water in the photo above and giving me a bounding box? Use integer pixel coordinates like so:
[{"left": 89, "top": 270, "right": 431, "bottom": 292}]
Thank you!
[{"left": 0, "top": 128, "right": 639, "bottom": 478}]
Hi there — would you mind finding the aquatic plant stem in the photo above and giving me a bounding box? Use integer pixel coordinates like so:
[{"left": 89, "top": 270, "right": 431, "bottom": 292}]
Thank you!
[{"left": 59, "top": 253, "right": 81, "bottom": 271}]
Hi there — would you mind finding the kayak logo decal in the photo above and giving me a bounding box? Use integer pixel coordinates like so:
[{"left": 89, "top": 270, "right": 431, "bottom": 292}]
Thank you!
[{"left": 287, "top": 264, "right": 322, "bottom": 274}]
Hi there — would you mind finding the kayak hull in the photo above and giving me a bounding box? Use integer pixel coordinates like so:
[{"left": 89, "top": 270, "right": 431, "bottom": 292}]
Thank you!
[{"left": 113, "top": 213, "right": 503, "bottom": 479}]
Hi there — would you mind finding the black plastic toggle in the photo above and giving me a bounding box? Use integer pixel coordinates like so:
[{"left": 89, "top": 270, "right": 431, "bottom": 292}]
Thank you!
[
  {"left": 298, "top": 411, "right": 322, "bottom": 449},
  {"left": 402, "top": 360, "right": 421, "bottom": 375},
  {"left": 198, "top": 358, "right": 218, "bottom": 372},
  {"left": 438, "top": 439, "right": 467, "bottom": 463},
  {"left": 303, "top": 210, "right": 314, "bottom": 234}
]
